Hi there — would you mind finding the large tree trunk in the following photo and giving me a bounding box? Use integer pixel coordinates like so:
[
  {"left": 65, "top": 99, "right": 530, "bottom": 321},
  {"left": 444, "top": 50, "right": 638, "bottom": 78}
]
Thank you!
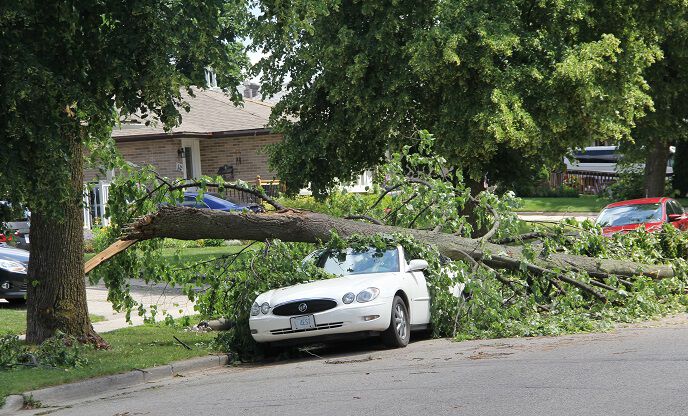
[
  {"left": 117, "top": 207, "right": 673, "bottom": 279},
  {"left": 26, "top": 128, "right": 102, "bottom": 345},
  {"left": 672, "top": 140, "right": 688, "bottom": 197},
  {"left": 644, "top": 138, "right": 670, "bottom": 197}
]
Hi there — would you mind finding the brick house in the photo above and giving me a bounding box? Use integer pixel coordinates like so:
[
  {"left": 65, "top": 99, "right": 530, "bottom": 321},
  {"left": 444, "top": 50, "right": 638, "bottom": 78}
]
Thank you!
[
  {"left": 84, "top": 87, "right": 282, "bottom": 227},
  {"left": 106, "top": 87, "right": 280, "bottom": 182}
]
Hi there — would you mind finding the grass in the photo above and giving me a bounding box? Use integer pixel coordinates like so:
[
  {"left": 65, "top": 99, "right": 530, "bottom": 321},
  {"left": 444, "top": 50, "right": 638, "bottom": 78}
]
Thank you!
[
  {"left": 160, "top": 245, "right": 250, "bottom": 265},
  {"left": 84, "top": 244, "right": 250, "bottom": 264},
  {"left": 516, "top": 196, "right": 611, "bottom": 213},
  {"left": 516, "top": 196, "right": 688, "bottom": 213},
  {"left": 0, "top": 319, "right": 217, "bottom": 404},
  {"left": 0, "top": 306, "right": 105, "bottom": 336}
]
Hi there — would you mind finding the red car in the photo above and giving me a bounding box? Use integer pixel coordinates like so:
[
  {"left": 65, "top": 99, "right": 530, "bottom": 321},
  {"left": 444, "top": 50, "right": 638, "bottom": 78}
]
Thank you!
[{"left": 596, "top": 197, "right": 688, "bottom": 236}]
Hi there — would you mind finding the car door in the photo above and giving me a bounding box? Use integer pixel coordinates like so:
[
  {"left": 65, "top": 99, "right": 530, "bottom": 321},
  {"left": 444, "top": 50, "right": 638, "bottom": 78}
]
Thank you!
[
  {"left": 668, "top": 200, "right": 688, "bottom": 231},
  {"left": 399, "top": 248, "right": 431, "bottom": 325}
]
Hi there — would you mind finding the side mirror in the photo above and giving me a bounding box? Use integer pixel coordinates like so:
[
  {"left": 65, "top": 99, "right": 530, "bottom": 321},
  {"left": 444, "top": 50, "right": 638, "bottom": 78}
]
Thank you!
[
  {"left": 407, "top": 259, "right": 429, "bottom": 272},
  {"left": 668, "top": 214, "right": 683, "bottom": 222}
]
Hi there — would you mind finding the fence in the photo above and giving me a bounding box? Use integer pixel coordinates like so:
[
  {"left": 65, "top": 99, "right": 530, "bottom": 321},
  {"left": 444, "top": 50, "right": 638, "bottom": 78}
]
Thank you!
[
  {"left": 211, "top": 177, "right": 285, "bottom": 205},
  {"left": 549, "top": 171, "right": 618, "bottom": 195}
]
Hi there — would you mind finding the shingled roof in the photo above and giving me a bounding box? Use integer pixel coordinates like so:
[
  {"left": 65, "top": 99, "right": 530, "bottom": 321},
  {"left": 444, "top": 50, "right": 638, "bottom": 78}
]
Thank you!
[{"left": 112, "top": 88, "right": 274, "bottom": 141}]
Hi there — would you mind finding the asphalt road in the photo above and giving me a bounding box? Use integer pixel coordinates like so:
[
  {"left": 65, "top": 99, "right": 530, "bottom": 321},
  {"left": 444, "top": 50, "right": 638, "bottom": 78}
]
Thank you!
[{"left": 29, "top": 317, "right": 688, "bottom": 416}]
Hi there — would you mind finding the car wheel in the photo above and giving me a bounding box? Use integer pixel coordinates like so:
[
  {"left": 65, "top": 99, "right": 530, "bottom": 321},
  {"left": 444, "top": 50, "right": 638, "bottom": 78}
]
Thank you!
[
  {"left": 6, "top": 298, "right": 26, "bottom": 306},
  {"left": 381, "top": 296, "right": 410, "bottom": 348}
]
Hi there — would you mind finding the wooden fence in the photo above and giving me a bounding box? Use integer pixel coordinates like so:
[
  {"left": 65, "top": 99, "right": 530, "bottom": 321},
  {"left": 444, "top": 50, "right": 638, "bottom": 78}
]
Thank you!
[{"left": 549, "top": 171, "right": 618, "bottom": 195}]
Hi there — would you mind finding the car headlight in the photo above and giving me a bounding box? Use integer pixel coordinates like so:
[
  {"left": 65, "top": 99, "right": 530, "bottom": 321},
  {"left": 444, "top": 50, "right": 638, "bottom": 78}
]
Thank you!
[
  {"left": 356, "top": 287, "right": 380, "bottom": 303},
  {"left": 260, "top": 302, "right": 270, "bottom": 314},
  {"left": 342, "top": 292, "right": 355, "bottom": 304},
  {"left": 0, "top": 259, "right": 26, "bottom": 273},
  {"left": 250, "top": 302, "right": 260, "bottom": 316}
]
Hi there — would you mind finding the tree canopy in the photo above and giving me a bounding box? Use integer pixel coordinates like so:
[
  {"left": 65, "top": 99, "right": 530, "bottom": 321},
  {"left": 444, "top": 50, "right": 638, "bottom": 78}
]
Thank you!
[
  {"left": 0, "top": 0, "right": 249, "bottom": 343},
  {"left": 251, "top": 0, "right": 687, "bottom": 196},
  {"left": 0, "top": 0, "right": 248, "bottom": 212}
]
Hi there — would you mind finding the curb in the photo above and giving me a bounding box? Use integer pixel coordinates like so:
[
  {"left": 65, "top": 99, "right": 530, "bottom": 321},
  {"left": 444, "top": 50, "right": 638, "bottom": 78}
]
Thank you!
[{"left": 0, "top": 354, "right": 229, "bottom": 413}]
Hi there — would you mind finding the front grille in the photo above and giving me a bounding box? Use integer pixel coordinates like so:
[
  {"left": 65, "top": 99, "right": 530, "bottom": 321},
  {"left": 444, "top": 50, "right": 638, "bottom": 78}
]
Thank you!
[
  {"left": 272, "top": 299, "right": 337, "bottom": 316},
  {"left": 270, "top": 322, "right": 344, "bottom": 335}
]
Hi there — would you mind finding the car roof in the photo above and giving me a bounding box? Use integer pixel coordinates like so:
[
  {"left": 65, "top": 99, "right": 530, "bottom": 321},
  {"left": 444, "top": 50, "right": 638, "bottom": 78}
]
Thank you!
[
  {"left": 605, "top": 197, "right": 670, "bottom": 208},
  {"left": 184, "top": 191, "right": 242, "bottom": 209}
]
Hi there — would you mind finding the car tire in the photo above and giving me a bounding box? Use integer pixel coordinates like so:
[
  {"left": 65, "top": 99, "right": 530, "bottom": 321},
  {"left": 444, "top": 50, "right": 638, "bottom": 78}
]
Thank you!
[{"left": 381, "top": 295, "right": 410, "bottom": 348}]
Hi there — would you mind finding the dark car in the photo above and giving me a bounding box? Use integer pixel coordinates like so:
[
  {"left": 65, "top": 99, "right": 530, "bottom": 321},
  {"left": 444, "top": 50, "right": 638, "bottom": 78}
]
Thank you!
[
  {"left": 181, "top": 192, "right": 264, "bottom": 213},
  {"left": 0, "top": 244, "right": 28, "bottom": 305}
]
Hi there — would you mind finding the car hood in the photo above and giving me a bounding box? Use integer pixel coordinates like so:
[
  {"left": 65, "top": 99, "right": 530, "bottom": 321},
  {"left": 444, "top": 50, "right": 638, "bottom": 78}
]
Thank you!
[
  {"left": 0, "top": 245, "right": 29, "bottom": 264},
  {"left": 256, "top": 272, "right": 399, "bottom": 305},
  {"left": 602, "top": 221, "right": 664, "bottom": 236}
]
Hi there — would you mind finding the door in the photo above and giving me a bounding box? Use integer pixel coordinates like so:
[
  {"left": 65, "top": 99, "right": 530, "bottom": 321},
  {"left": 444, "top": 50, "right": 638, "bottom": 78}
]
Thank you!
[
  {"left": 667, "top": 200, "right": 688, "bottom": 230},
  {"left": 405, "top": 269, "right": 431, "bottom": 325}
]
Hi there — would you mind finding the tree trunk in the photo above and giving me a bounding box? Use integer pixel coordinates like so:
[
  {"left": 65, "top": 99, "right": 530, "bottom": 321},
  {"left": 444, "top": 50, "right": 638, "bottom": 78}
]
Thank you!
[
  {"left": 644, "top": 138, "right": 670, "bottom": 197},
  {"left": 26, "top": 127, "right": 103, "bottom": 346},
  {"left": 117, "top": 207, "right": 673, "bottom": 279},
  {"left": 672, "top": 140, "right": 688, "bottom": 197}
]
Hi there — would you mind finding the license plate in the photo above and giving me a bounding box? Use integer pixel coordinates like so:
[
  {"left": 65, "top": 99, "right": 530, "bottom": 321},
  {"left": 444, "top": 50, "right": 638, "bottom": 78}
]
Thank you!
[{"left": 290, "top": 315, "right": 315, "bottom": 330}]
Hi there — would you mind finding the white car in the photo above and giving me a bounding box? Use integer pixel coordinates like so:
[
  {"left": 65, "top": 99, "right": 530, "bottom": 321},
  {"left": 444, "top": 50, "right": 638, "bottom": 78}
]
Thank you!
[{"left": 249, "top": 245, "right": 432, "bottom": 348}]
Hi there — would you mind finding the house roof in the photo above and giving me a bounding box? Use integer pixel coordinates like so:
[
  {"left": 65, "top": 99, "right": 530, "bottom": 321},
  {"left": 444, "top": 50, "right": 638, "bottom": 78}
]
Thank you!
[{"left": 112, "top": 88, "right": 274, "bottom": 141}]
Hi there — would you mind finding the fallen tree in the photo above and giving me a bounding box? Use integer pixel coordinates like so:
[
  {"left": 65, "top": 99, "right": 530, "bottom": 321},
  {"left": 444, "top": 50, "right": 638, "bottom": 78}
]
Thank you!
[
  {"left": 83, "top": 134, "right": 688, "bottom": 357},
  {"left": 117, "top": 206, "right": 673, "bottom": 283}
]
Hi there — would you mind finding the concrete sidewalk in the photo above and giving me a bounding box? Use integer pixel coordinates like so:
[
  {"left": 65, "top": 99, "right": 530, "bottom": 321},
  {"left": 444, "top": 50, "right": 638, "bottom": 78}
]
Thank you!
[
  {"left": 517, "top": 211, "right": 597, "bottom": 223},
  {"left": 86, "top": 280, "right": 197, "bottom": 333}
]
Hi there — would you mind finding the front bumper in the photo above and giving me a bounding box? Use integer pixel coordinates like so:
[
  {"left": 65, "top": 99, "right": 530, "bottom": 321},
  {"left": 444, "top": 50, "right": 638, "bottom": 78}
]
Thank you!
[
  {"left": 249, "top": 298, "right": 392, "bottom": 343},
  {"left": 0, "top": 270, "right": 27, "bottom": 300}
]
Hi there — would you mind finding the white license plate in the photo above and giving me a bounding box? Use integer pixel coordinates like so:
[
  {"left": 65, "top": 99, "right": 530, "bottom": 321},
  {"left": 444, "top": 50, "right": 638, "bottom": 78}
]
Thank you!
[{"left": 290, "top": 315, "right": 316, "bottom": 330}]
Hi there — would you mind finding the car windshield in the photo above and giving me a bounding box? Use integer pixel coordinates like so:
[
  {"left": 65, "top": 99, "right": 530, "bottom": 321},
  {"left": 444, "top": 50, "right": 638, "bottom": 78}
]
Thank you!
[
  {"left": 596, "top": 203, "right": 663, "bottom": 227},
  {"left": 317, "top": 247, "right": 400, "bottom": 276}
]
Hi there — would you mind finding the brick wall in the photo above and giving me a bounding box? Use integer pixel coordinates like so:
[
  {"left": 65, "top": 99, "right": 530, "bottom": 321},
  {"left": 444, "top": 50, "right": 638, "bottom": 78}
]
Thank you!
[
  {"left": 119, "top": 138, "right": 182, "bottom": 178},
  {"left": 84, "top": 134, "right": 283, "bottom": 183},
  {"left": 199, "top": 134, "right": 282, "bottom": 181}
]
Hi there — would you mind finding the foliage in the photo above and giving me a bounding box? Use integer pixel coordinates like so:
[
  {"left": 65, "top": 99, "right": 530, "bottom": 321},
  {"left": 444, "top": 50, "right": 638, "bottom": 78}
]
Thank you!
[
  {"left": 0, "top": 335, "right": 26, "bottom": 368},
  {"left": 96, "top": 130, "right": 688, "bottom": 361},
  {"left": 0, "top": 0, "right": 251, "bottom": 341},
  {"left": 250, "top": 0, "right": 676, "bottom": 196},
  {"left": 34, "top": 332, "right": 89, "bottom": 368},
  {"left": 0, "top": 332, "right": 89, "bottom": 369},
  {"left": 608, "top": 162, "right": 673, "bottom": 200},
  {"left": 0, "top": 0, "right": 249, "bottom": 221},
  {"left": 607, "top": 164, "right": 646, "bottom": 200}
]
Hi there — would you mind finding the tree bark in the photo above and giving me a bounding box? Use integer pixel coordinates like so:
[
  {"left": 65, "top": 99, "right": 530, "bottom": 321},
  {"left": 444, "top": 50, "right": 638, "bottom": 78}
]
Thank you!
[
  {"left": 672, "top": 140, "right": 688, "bottom": 197},
  {"left": 26, "top": 127, "right": 103, "bottom": 346},
  {"left": 119, "top": 207, "right": 674, "bottom": 279},
  {"left": 644, "top": 138, "right": 670, "bottom": 197}
]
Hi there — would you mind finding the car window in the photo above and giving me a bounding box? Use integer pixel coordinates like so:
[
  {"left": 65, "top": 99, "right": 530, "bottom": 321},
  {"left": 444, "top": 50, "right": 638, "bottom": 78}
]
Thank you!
[
  {"left": 318, "top": 247, "right": 400, "bottom": 275},
  {"left": 668, "top": 201, "right": 684, "bottom": 216},
  {"left": 596, "top": 203, "right": 662, "bottom": 227},
  {"left": 182, "top": 197, "right": 208, "bottom": 209}
]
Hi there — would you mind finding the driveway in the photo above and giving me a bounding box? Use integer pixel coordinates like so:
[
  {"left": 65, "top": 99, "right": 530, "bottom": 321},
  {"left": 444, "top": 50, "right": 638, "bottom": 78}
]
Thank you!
[{"left": 28, "top": 315, "right": 688, "bottom": 416}]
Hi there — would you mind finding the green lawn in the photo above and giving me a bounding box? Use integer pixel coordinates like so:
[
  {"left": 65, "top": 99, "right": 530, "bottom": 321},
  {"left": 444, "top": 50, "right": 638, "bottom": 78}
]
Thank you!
[
  {"left": 517, "top": 196, "right": 688, "bottom": 213},
  {"left": 160, "top": 245, "right": 251, "bottom": 264},
  {"left": 516, "top": 196, "right": 611, "bottom": 212},
  {"left": 0, "top": 307, "right": 104, "bottom": 336},
  {"left": 0, "top": 320, "right": 217, "bottom": 404},
  {"left": 84, "top": 244, "right": 251, "bottom": 264}
]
